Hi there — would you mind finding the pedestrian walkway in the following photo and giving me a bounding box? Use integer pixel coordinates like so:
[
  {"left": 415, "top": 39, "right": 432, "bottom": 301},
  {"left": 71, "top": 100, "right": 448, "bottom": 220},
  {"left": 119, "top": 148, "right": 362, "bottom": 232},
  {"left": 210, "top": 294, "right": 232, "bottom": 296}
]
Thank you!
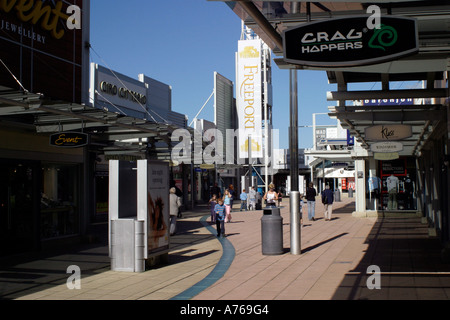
[
  {"left": 0, "top": 209, "right": 222, "bottom": 300},
  {"left": 195, "top": 197, "right": 450, "bottom": 300},
  {"left": 1, "top": 196, "right": 449, "bottom": 300}
]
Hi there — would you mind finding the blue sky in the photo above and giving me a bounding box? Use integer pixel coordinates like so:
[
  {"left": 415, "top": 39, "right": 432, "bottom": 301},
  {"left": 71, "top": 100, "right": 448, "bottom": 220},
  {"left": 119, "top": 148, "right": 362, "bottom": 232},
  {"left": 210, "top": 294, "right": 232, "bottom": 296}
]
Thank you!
[{"left": 89, "top": 0, "right": 340, "bottom": 149}]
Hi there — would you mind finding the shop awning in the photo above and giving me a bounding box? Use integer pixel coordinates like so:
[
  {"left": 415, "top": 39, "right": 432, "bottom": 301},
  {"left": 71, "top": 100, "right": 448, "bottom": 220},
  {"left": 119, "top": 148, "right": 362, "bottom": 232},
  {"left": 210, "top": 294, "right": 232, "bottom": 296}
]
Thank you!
[{"left": 0, "top": 87, "right": 188, "bottom": 160}]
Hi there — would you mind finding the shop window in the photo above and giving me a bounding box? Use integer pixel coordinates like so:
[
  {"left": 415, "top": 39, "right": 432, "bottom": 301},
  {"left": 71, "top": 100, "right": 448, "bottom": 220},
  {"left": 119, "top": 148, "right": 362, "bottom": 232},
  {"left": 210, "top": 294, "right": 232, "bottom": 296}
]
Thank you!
[
  {"left": 41, "top": 164, "right": 80, "bottom": 240},
  {"left": 366, "top": 158, "right": 417, "bottom": 211}
]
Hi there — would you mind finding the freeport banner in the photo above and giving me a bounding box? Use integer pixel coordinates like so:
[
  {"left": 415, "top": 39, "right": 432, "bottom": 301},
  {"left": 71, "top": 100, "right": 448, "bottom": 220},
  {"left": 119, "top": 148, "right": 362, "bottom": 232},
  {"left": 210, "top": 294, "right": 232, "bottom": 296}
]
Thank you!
[{"left": 236, "top": 39, "right": 263, "bottom": 159}]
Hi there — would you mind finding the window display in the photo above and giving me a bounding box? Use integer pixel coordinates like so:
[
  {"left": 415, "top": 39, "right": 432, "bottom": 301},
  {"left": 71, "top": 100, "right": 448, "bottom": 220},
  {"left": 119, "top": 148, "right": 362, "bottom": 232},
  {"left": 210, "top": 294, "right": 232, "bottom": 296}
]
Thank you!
[{"left": 379, "top": 158, "right": 417, "bottom": 211}]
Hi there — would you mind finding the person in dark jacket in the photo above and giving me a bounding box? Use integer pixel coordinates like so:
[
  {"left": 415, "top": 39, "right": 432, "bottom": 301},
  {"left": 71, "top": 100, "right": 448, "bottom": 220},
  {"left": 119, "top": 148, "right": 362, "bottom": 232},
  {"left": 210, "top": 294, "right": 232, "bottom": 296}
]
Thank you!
[
  {"left": 321, "top": 185, "right": 334, "bottom": 221},
  {"left": 305, "top": 182, "right": 317, "bottom": 221}
]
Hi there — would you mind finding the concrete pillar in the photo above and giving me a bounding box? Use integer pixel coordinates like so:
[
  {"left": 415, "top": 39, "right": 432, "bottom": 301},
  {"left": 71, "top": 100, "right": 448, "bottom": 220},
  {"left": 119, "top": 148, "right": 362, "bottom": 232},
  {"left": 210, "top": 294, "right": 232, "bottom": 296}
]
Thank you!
[{"left": 353, "top": 159, "right": 367, "bottom": 216}]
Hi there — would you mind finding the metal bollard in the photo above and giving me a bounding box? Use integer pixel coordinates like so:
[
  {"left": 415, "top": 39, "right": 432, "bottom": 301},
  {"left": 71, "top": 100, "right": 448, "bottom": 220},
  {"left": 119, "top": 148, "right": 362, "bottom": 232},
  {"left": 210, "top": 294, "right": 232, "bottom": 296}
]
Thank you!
[{"left": 290, "top": 191, "right": 301, "bottom": 255}]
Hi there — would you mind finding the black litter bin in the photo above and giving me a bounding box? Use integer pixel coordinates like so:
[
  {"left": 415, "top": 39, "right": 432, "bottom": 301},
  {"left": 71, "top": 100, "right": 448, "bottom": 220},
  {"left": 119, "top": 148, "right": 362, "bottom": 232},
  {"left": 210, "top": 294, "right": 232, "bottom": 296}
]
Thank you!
[{"left": 261, "top": 207, "right": 283, "bottom": 255}]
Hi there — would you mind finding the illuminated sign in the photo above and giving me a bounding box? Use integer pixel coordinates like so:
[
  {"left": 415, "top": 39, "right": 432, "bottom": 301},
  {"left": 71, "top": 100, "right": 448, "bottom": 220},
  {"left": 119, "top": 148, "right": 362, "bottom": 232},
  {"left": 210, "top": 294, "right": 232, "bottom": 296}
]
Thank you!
[
  {"left": 283, "top": 16, "right": 418, "bottom": 67},
  {"left": 50, "top": 132, "right": 89, "bottom": 148}
]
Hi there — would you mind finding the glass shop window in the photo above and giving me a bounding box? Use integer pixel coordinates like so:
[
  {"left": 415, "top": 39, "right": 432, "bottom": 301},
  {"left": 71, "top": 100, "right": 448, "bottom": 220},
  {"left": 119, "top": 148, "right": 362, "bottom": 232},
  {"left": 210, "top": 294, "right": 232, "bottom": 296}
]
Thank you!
[{"left": 41, "top": 164, "right": 80, "bottom": 240}]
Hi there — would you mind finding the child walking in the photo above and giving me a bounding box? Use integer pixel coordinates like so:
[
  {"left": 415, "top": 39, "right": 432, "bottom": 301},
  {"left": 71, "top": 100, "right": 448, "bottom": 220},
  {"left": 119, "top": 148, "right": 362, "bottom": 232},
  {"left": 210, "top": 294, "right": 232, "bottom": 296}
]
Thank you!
[
  {"left": 214, "top": 199, "right": 226, "bottom": 237},
  {"left": 209, "top": 194, "right": 218, "bottom": 223}
]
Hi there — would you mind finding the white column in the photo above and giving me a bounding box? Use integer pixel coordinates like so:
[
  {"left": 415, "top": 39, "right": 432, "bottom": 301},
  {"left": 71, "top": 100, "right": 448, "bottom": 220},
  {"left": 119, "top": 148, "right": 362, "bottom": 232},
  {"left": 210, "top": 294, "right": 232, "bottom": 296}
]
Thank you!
[{"left": 354, "top": 159, "right": 367, "bottom": 216}]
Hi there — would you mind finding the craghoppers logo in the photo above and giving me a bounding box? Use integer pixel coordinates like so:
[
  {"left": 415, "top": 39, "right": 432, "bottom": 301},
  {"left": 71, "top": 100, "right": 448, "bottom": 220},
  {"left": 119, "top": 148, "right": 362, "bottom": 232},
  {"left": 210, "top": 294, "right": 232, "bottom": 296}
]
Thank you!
[{"left": 368, "top": 24, "right": 398, "bottom": 51}]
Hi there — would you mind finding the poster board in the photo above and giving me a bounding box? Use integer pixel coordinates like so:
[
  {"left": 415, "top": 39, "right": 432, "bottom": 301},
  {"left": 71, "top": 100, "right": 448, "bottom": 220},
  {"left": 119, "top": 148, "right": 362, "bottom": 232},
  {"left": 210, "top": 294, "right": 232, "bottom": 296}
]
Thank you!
[{"left": 137, "top": 160, "right": 170, "bottom": 258}]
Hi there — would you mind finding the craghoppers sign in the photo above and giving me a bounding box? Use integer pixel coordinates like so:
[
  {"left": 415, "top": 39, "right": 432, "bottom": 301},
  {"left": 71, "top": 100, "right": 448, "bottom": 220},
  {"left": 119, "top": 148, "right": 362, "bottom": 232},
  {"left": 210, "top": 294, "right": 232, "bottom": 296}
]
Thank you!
[{"left": 283, "top": 16, "right": 418, "bottom": 67}]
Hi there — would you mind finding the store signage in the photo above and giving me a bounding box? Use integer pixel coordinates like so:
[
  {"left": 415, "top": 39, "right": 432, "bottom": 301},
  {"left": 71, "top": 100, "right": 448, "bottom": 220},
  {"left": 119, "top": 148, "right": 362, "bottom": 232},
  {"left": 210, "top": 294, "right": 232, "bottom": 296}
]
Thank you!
[
  {"left": 374, "top": 152, "right": 400, "bottom": 161},
  {"left": 50, "top": 132, "right": 89, "bottom": 148},
  {"left": 99, "top": 81, "right": 147, "bottom": 105},
  {"left": 332, "top": 162, "right": 348, "bottom": 168},
  {"left": 92, "top": 64, "right": 148, "bottom": 116},
  {"left": 283, "top": 16, "right": 418, "bottom": 67},
  {"left": 0, "top": 0, "right": 85, "bottom": 103},
  {"left": 236, "top": 39, "right": 263, "bottom": 159},
  {"left": 365, "top": 125, "right": 412, "bottom": 141},
  {"left": 0, "top": 1, "right": 80, "bottom": 40},
  {"left": 371, "top": 142, "right": 404, "bottom": 153}
]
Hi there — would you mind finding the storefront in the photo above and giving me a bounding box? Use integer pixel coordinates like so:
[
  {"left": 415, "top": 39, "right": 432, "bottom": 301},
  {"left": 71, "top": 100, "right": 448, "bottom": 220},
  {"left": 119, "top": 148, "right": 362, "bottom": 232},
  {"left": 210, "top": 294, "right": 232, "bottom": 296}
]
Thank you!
[
  {"left": 0, "top": 127, "right": 85, "bottom": 255},
  {"left": 364, "top": 157, "right": 417, "bottom": 212},
  {"left": 0, "top": 0, "right": 90, "bottom": 255}
]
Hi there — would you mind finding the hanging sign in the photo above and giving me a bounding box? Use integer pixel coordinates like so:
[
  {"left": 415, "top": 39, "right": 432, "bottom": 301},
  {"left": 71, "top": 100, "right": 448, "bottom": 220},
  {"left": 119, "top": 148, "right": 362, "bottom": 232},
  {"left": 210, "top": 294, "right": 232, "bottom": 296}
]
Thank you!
[
  {"left": 236, "top": 39, "right": 263, "bottom": 159},
  {"left": 283, "top": 16, "right": 418, "bottom": 67},
  {"left": 50, "top": 132, "right": 89, "bottom": 148},
  {"left": 374, "top": 152, "right": 400, "bottom": 161},
  {"left": 365, "top": 125, "right": 412, "bottom": 141},
  {"left": 371, "top": 141, "right": 404, "bottom": 153}
]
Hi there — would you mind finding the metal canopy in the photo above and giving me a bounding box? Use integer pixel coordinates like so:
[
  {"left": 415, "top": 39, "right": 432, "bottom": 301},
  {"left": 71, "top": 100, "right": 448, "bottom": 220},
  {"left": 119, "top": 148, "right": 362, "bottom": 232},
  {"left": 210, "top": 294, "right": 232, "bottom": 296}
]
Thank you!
[
  {"left": 0, "top": 86, "right": 184, "bottom": 160},
  {"left": 219, "top": 0, "right": 450, "bottom": 158}
]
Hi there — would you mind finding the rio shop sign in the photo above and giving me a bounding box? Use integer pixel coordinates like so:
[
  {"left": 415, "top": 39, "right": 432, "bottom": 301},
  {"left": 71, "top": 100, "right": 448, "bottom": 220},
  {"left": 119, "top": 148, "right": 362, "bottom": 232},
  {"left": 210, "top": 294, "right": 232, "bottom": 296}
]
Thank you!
[{"left": 283, "top": 16, "right": 418, "bottom": 67}]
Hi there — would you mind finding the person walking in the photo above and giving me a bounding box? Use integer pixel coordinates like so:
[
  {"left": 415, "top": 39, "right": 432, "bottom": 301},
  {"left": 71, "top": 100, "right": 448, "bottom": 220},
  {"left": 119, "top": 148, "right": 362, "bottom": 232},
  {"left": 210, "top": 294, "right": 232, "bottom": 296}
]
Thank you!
[
  {"left": 321, "top": 185, "right": 334, "bottom": 221},
  {"left": 211, "top": 182, "right": 221, "bottom": 199},
  {"left": 223, "top": 189, "right": 232, "bottom": 223},
  {"left": 228, "top": 184, "right": 235, "bottom": 212},
  {"left": 169, "top": 187, "right": 181, "bottom": 235},
  {"left": 214, "top": 198, "right": 226, "bottom": 237},
  {"left": 277, "top": 189, "right": 283, "bottom": 207},
  {"left": 263, "top": 183, "right": 278, "bottom": 208},
  {"left": 306, "top": 182, "right": 317, "bottom": 221},
  {"left": 209, "top": 194, "right": 218, "bottom": 223},
  {"left": 248, "top": 186, "right": 257, "bottom": 211},
  {"left": 240, "top": 189, "right": 248, "bottom": 211}
]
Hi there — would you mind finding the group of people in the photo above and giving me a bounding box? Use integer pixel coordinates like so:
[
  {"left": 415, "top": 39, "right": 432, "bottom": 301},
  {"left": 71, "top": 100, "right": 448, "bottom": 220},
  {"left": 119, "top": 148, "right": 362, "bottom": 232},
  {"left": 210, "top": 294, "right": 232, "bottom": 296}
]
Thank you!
[
  {"left": 305, "top": 182, "right": 335, "bottom": 222},
  {"left": 171, "top": 181, "right": 336, "bottom": 238},
  {"left": 208, "top": 184, "right": 234, "bottom": 238}
]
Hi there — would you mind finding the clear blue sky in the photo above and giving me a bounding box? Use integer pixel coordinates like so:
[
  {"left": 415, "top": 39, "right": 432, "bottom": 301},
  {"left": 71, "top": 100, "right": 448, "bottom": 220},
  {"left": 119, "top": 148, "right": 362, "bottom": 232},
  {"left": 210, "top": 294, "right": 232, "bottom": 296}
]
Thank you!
[{"left": 89, "top": 0, "right": 341, "bottom": 149}]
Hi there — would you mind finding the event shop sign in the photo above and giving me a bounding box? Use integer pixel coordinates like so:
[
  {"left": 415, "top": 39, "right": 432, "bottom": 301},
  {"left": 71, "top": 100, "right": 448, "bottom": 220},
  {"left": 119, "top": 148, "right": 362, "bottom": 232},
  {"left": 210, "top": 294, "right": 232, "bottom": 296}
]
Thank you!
[
  {"left": 371, "top": 141, "right": 404, "bottom": 153},
  {"left": 50, "top": 132, "right": 89, "bottom": 148},
  {"left": 365, "top": 125, "right": 412, "bottom": 141},
  {"left": 283, "top": 16, "right": 418, "bottom": 67}
]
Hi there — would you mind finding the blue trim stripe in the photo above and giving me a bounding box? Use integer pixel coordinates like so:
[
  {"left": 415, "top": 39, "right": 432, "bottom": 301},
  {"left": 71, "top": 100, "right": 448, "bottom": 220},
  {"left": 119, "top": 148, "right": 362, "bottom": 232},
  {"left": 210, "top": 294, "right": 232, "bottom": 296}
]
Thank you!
[{"left": 170, "top": 215, "right": 235, "bottom": 300}]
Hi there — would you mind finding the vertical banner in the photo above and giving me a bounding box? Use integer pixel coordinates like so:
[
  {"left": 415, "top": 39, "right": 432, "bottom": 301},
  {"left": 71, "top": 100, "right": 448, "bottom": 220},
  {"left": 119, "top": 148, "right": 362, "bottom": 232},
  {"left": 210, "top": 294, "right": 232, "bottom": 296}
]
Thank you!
[{"left": 237, "top": 39, "right": 263, "bottom": 159}]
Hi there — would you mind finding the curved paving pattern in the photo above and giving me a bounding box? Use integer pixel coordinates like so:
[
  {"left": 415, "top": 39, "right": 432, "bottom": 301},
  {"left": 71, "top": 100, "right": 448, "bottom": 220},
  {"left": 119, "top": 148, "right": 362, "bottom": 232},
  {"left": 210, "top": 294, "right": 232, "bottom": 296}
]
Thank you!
[{"left": 170, "top": 216, "right": 235, "bottom": 300}]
